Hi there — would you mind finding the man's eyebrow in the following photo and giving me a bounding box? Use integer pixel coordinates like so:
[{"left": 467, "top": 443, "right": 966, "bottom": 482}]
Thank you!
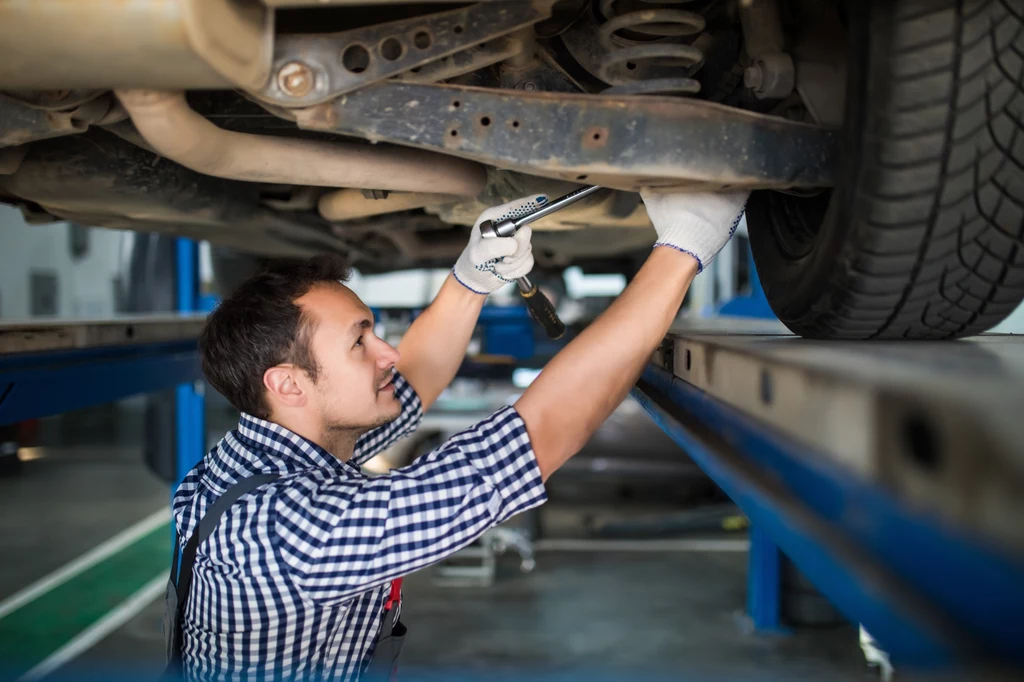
[{"left": 350, "top": 317, "right": 373, "bottom": 336}]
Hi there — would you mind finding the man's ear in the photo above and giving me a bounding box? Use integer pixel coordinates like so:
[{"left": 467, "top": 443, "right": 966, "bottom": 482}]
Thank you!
[{"left": 264, "top": 365, "right": 307, "bottom": 409}]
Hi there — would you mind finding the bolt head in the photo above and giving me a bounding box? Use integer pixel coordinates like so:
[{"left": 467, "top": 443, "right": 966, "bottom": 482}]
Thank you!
[
  {"left": 743, "top": 64, "right": 764, "bottom": 90},
  {"left": 524, "top": 81, "right": 538, "bottom": 91},
  {"left": 278, "top": 61, "right": 315, "bottom": 98}
]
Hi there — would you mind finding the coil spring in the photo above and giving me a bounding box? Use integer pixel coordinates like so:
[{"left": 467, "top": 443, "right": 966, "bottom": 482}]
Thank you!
[{"left": 596, "top": 0, "right": 706, "bottom": 96}]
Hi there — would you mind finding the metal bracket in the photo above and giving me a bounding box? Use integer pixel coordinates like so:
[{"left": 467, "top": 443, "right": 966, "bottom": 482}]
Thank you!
[
  {"left": 395, "top": 37, "right": 519, "bottom": 84},
  {"left": 256, "top": 2, "right": 553, "bottom": 107},
  {"left": 0, "top": 93, "right": 85, "bottom": 148},
  {"left": 657, "top": 338, "right": 675, "bottom": 374},
  {"left": 295, "top": 82, "right": 839, "bottom": 190}
]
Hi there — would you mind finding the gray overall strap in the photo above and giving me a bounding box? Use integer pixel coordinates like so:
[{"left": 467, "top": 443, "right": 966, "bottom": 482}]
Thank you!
[
  {"left": 364, "top": 602, "right": 406, "bottom": 682},
  {"left": 163, "top": 474, "right": 281, "bottom": 680}
]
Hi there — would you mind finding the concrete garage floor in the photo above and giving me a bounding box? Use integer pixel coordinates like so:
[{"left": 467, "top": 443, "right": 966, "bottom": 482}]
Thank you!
[{"left": 0, "top": 397, "right": 867, "bottom": 681}]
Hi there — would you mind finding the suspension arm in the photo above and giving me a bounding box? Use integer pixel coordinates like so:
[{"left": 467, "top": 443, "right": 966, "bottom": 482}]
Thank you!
[{"left": 294, "top": 82, "right": 839, "bottom": 191}]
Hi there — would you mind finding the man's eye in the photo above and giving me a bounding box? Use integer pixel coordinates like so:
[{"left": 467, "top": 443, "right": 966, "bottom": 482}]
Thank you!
[{"left": 354, "top": 336, "right": 363, "bottom": 348}]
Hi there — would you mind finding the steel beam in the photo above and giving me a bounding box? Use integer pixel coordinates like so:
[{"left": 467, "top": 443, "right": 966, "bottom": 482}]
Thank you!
[
  {"left": 657, "top": 326, "right": 1024, "bottom": 557},
  {"left": 0, "top": 316, "right": 205, "bottom": 356},
  {"left": 0, "top": 342, "right": 201, "bottom": 426},
  {"left": 632, "top": 360, "right": 1024, "bottom": 665},
  {"left": 295, "top": 82, "right": 839, "bottom": 191},
  {"left": 0, "top": 316, "right": 204, "bottom": 427}
]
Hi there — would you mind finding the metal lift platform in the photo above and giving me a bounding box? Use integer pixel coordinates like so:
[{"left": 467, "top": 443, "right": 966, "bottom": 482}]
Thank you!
[
  {"left": 631, "top": 321, "right": 1024, "bottom": 669},
  {"left": 0, "top": 316, "right": 206, "bottom": 426}
]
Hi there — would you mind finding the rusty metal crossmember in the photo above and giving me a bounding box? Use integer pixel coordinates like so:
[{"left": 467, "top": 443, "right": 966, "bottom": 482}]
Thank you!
[
  {"left": 257, "top": 2, "right": 553, "bottom": 107},
  {"left": 295, "top": 82, "right": 840, "bottom": 191}
]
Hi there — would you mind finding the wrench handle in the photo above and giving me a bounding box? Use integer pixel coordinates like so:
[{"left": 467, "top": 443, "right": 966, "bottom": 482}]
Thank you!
[
  {"left": 517, "top": 276, "right": 565, "bottom": 340},
  {"left": 511, "top": 185, "right": 602, "bottom": 230}
]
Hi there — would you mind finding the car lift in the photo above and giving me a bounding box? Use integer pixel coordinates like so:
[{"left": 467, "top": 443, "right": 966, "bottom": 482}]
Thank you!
[
  {"left": 0, "top": 239, "right": 207, "bottom": 489},
  {"left": 632, "top": 323, "right": 1024, "bottom": 668}
]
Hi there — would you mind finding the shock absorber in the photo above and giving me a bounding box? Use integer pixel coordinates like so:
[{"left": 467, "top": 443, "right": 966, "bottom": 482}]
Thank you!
[{"left": 596, "top": 0, "right": 706, "bottom": 96}]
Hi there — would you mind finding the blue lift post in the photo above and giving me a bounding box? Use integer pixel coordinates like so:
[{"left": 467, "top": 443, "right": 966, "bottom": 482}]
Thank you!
[
  {"left": 174, "top": 238, "right": 206, "bottom": 489},
  {"left": 746, "top": 525, "right": 783, "bottom": 633}
]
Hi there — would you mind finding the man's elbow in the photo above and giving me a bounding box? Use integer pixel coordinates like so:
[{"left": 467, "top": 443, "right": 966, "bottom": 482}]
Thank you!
[{"left": 518, "top": 413, "right": 584, "bottom": 482}]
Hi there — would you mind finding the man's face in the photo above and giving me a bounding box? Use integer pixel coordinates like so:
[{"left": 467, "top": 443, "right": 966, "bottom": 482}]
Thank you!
[{"left": 297, "top": 284, "right": 402, "bottom": 435}]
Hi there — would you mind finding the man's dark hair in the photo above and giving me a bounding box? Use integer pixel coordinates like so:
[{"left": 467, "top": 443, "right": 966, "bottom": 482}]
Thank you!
[{"left": 199, "top": 254, "right": 352, "bottom": 419}]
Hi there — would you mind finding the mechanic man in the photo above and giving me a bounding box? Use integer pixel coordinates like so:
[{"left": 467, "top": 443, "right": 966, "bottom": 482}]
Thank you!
[{"left": 169, "top": 189, "right": 748, "bottom": 681}]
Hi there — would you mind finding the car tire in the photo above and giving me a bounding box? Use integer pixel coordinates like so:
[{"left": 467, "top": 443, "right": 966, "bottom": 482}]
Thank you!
[{"left": 748, "top": 0, "right": 1024, "bottom": 339}]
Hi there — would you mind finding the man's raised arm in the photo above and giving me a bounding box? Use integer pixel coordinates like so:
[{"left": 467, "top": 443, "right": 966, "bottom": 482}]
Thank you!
[{"left": 516, "top": 189, "right": 748, "bottom": 480}]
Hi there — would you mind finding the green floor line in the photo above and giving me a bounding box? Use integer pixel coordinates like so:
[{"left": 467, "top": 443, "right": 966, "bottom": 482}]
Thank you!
[{"left": 0, "top": 524, "right": 170, "bottom": 678}]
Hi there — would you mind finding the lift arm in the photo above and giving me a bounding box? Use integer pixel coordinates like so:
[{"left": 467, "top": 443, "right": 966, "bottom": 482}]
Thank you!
[{"left": 632, "top": 323, "right": 1024, "bottom": 666}]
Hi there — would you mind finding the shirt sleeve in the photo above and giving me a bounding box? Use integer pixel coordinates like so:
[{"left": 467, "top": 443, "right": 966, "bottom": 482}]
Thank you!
[
  {"left": 171, "top": 458, "right": 207, "bottom": 541},
  {"left": 273, "top": 406, "right": 547, "bottom": 605},
  {"left": 350, "top": 371, "right": 424, "bottom": 467}
]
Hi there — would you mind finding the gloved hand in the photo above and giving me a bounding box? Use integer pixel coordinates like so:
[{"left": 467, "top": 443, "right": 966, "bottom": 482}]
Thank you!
[
  {"left": 640, "top": 189, "right": 750, "bottom": 273},
  {"left": 453, "top": 194, "right": 547, "bottom": 294}
]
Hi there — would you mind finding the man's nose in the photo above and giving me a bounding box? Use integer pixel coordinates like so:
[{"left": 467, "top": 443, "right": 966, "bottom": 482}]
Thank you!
[{"left": 375, "top": 338, "right": 401, "bottom": 368}]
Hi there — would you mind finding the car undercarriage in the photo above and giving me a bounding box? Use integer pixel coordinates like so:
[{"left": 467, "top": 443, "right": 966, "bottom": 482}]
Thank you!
[
  {"left": 0, "top": 0, "right": 840, "bottom": 265},
  {"left": 1, "top": 0, "right": 1022, "bottom": 340}
]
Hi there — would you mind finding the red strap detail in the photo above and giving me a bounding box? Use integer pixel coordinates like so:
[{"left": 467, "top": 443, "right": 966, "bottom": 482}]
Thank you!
[{"left": 384, "top": 577, "right": 403, "bottom": 612}]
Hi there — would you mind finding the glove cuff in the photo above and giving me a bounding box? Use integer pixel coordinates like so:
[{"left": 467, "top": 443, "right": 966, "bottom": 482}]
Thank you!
[
  {"left": 453, "top": 256, "right": 510, "bottom": 295},
  {"left": 652, "top": 243, "right": 706, "bottom": 272},
  {"left": 452, "top": 267, "right": 490, "bottom": 295}
]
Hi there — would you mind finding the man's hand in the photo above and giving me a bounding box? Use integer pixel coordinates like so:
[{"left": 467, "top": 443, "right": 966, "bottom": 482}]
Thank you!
[
  {"left": 516, "top": 189, "right": 748, "bottom": 480},
  {"left": 452, "top": 194, "right": 546, "bottom": 294},
  {"left": 641, "top": 189, "right": 749, "bottom": 273},
  {"left": 399, "top": 194, "right": 546, "bottom": 410}
]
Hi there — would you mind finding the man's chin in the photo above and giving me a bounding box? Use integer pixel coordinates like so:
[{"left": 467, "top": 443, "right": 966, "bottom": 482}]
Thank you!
[{"left": 370, "top": 401, "right": 402, "bottom": 428}]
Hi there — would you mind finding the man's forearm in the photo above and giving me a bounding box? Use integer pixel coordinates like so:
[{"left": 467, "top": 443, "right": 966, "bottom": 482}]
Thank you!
[
  {"left": 515, "top": 247, "right": 698, "bottom": 480},
  {"left": 396, "top": 273, "right": 486, "bottom": 411}
]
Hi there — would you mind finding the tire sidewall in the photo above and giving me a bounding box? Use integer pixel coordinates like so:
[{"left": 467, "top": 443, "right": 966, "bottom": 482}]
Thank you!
[{"left": 747, "top": 1, "right": 878, "bottom": 334}]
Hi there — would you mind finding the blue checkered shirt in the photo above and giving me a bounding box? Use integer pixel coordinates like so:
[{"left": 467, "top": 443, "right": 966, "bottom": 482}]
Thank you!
[{"left": 171, "top": 372, "right": 547, "bottom": 681}]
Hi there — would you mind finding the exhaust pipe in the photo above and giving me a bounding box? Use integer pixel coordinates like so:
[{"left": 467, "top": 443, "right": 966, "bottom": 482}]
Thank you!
[
  {"left": 115, "top": 90, "right": 487, "bottom": 197},
  {"left": 318, "top": 189, "right": 457, "bottom": 222}
]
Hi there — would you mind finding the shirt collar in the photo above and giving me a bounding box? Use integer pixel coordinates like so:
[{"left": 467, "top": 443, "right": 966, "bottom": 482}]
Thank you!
[{"left": 234, "top": 412, "right": 355, "bottom": 474}]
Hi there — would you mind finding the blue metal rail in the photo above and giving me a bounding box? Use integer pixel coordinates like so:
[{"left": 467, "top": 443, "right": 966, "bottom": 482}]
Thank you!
[
  {"left": 632, "top": 362, "right": 1024, "bottom": 667},
  {"left": 0, "top": 341, "right": 201, "bottom": 427}
]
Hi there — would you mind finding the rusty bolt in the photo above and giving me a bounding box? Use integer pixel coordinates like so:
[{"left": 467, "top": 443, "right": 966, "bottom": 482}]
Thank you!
[
  {"left": 743, "top": 63, "right": 764, "bottom": 91},
  {"left": 523, "top": 81, "right": 537, "bottom": 92},
  {"left": 745, "top": 54, "right": 795, "bottom": 99},
  {"left": 278, "top": 61, "right": 315, "bottom": 98}
]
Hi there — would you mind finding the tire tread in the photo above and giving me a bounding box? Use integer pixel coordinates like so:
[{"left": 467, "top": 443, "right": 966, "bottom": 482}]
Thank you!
[{"left": 767, "top": 0, "right": 1024, "bottom": 339}]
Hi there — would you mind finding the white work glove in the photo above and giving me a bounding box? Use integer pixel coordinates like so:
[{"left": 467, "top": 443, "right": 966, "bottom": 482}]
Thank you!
[
  {"left": 453, "top": 194, "right": 547, "bottom": 294},
  {"left": 641, "top": 189, "right": 750, "bottom": 273}
]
